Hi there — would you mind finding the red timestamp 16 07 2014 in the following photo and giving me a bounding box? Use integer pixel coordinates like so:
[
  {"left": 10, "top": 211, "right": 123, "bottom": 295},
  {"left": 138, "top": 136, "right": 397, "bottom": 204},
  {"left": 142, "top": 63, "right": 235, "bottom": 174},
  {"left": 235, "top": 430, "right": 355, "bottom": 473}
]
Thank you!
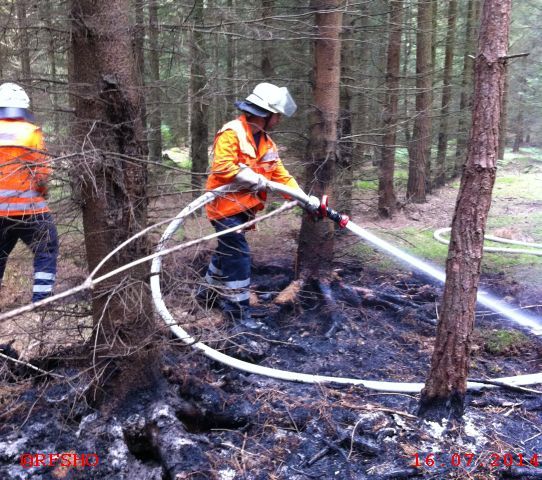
[{"left": 412, "top": 452, "right": 541, "bottom": 469}]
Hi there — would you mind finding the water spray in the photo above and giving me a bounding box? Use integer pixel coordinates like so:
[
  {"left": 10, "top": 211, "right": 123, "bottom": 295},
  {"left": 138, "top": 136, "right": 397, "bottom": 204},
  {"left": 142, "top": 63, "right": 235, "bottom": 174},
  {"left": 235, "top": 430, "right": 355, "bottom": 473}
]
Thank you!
[{"left": 150, "top": 181, "right": 542, "bottom": 391}]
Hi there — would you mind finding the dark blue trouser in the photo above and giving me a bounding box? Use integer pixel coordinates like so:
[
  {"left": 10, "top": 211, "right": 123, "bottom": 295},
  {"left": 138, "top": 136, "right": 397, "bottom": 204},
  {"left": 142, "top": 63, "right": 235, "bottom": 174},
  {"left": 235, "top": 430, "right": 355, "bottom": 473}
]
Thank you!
[
  {"left": 0, "top": 213, "right": 59, "bottom": 302},
  {"left": 205, "top": 212, "right": 251, "bottom": 312}
]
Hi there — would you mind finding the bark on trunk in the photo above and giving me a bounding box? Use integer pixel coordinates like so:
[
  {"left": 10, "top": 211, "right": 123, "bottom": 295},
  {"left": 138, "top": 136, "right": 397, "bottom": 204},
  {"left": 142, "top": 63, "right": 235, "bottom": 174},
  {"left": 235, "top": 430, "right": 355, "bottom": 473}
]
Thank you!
[
  {"left": 70, "top": 0, "right": 160, "bottom": 406},
  {"left": 296, "top": 0, "right": 343, "bottom": 278},
  {"left": 419, "top": 0, "right": 511, "bottom": 421},
  {"left": 378, "top": 0, "right": 403, "bottom": 218}
]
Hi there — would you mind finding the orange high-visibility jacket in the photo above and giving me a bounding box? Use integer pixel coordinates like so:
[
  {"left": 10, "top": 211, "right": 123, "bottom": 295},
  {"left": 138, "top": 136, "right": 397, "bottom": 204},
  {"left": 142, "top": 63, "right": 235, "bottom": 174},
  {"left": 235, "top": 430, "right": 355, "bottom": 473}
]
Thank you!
[
  {"left": 0, "top": 119, "right": 50, "bottom": 216},
  {"left": 205, "top": 114, "right": 299, "bottom": 220}
]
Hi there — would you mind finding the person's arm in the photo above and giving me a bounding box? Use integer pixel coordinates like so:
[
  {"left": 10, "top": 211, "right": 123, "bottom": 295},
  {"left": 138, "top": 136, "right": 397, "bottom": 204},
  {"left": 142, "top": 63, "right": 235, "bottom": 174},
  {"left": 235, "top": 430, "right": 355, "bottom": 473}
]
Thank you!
[
  {"left": 269, "top": 158, "right": 300, "bottom": 190},
  {"left": 270, "top": 158, "right": 319, "bottom": 211}
]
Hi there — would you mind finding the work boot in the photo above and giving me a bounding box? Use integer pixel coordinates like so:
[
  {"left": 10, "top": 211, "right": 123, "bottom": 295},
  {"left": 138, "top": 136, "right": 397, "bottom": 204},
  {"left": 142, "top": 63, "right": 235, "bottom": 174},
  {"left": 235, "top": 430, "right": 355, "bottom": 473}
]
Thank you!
[{"left": 237, "top": 306, "right": 263, "bottom": 330}]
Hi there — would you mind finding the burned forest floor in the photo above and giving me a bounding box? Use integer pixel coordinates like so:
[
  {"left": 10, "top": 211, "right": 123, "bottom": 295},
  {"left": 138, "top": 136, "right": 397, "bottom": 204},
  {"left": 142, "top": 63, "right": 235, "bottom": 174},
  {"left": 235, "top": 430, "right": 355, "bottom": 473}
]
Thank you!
[{"left": 1, "top": 149, "right": 542, "bottom": 479}]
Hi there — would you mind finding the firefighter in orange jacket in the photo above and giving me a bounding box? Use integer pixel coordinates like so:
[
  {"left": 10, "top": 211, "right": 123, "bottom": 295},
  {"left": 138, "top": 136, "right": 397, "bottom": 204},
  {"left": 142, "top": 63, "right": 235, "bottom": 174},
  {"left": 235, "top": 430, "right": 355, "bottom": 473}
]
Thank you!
[
  {"left": 0, "top": 83, "right": 58, "bottom": 302},
  {"left": 201, "top": 83, "right": 319, "bottom": 328}
]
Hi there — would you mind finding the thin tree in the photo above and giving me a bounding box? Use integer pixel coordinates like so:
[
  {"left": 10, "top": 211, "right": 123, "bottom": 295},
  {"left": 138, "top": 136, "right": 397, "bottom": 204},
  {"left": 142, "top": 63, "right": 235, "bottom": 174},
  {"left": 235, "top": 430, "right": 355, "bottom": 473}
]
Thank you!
[
  {"left": 189, "top": 0, "right": 209, "bottom": 198},
  {"left": 70, "top": 0, "right": 160, "bottom": 404},
  {"left": 454, "top": 0, "right": 480, "bottom": 174},
  {"left": 16, "top": 0, "right": 31, "bottom": 99},
  {"left": 512, "top": 74, "right": 526, "bottom": 153},
  {"left": 225, "top": 0, "right": 236, "bottom": 118},
  {"left": 43, "top": 0, "right": 60, "bottom": 136},
  {"left": 378, "top": 0, "right": 403, "bottom": 218},
  {"left": 260, "top": 0, "right": 274, "bottom": 78},
  {"left": 498, "top": 65, "right": 509, "bottom": 159},
  {"left": 407, "top": 0, "right": 432, "bottom": 203},
  {"left": 148, "top": 0, "right": 162, "bottom": 163},
  {"left": 419, "top": 0, "right": 512, "bottom": 421},
  {"left": 434, "top": 0, "right": 458, "bottom": 187},
  {"left": 336, "top": 10, "right": 355, "bottom": 217},
  {"left": 296, "top": 0, "right": 343, "bottom": 277}
]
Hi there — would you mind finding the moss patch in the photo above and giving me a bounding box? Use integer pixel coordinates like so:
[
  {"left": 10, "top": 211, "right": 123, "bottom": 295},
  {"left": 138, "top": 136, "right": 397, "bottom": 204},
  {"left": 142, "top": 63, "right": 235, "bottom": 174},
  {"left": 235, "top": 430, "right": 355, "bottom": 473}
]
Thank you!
[{"left": 482, "top": 329, "right": 531, "bottom": 356}]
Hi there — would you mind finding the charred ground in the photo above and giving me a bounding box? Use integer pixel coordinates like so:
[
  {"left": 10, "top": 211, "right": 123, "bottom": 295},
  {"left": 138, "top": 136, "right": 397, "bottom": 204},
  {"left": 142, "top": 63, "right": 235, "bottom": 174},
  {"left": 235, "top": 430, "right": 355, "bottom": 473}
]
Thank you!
[{"left": 1, "top": 253, "right": 541, "bottom": 480}]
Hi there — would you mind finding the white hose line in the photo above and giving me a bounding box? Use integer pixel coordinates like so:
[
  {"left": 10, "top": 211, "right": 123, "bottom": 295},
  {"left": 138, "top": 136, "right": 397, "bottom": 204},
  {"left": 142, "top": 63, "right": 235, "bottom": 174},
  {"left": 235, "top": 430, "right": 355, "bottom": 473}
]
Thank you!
[
  {"left": 151, "top": 182, "right": 542, "bottom": 392},
  {"left": 434, "top": 227, "right": 542, "bottom": 256}
]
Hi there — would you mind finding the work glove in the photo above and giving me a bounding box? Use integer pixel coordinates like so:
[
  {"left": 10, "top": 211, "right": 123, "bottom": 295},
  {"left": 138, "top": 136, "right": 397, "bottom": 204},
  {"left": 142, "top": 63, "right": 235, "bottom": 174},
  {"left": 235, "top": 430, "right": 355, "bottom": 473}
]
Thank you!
[
  {"left": 233, "top": 164, "right": 268, "bottom": 192},
  {"left": 304, "top": 195, "right": 321, "bottom": 213}
]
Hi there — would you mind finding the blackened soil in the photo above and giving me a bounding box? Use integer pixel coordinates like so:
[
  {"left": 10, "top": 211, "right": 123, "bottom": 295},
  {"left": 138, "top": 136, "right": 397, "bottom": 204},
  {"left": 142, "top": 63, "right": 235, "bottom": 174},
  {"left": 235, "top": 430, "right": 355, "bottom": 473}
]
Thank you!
[{"left": 1, "top": 258, "right": 541, "bottom": 480}]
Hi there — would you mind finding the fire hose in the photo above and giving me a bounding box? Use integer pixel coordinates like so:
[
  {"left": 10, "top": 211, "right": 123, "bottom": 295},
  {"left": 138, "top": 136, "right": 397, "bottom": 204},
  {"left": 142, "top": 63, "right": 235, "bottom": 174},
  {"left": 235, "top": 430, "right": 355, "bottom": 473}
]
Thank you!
[
  {"left": 435, "top": 227, "right": 542, "bottom": 256},
  {"left": 150, "top": 181, "right": 542, "bottom": 393}
]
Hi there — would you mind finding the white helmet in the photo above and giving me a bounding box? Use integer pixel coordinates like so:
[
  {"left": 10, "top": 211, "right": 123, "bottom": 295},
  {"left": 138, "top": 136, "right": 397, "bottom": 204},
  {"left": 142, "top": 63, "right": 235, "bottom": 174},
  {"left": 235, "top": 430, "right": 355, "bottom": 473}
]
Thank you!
[
  {"left": 0, "top": 83, "right": 30, "bottom": 109},
  {"left": 245, "top": 82, "right": 297, "bottom": 117}
]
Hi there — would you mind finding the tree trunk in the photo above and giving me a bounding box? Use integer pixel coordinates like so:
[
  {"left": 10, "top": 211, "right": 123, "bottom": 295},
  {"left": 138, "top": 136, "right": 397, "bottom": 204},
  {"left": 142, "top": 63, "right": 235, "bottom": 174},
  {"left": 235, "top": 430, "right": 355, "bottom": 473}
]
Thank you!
[
  {"left": 407, "top": 0, "right": 432, "bottom": 203},
  {"left": 226, "top": 0, "right": 236, "bottom": 118},
  {"left": 352, "top": 2, "right": 370, "bottom": 161},
  {"left": 260, "top": 0, "right": 274, "bottom": 78},
  {"left": 44, "top": 0, "right": 59, "bottom": 137},
  {"left": 512, "top": 74, "right": 526, "bottom": 153},
  {"left": 336, "top": 12, "right": 355, "bottom": 217},
  {"left": 368, "top": 0, "right": 388, "bottom": 166},
  {"left": 378, "top": 0, "right": 403, "bottom": 218},
  {"left": 419, "top": 0, "right": 511, "bottom": 421},
  {"left": 454, "top": 0, "right": 479, "bottom": 175},
  {"left": 190, "top": 0, "right": 209, "bottom": 198},
  {"left": 70, "top": 0, "right": 160, "bottom": 406},
  {"left": 148, "top": 0, "right": 163, "bottom": 163},
  {"left": 296, "top": 0, "right": 343, "bottom": 278},
  {"left": 497, "top": 65, "right": 509, "bottom": 159},
  {"left": 512, "top": 109, "right": 523, "bottom": 153},
  {"left": 402, "top": 2, "right": 414, "bottom": 153},
  {"left": 134, "top": 0, "right": 147, "bottom": 134},
  {"left": 16, "top": 0, "right": 32, "bottom": 101},
  {"left": 434, "top": 0, "right": 458, "bottom": 187}
]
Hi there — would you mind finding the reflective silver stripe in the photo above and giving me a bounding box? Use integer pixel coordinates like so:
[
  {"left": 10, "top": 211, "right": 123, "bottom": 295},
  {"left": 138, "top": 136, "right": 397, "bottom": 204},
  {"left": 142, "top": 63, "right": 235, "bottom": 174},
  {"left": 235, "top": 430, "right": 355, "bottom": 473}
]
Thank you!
[
  {"left": 0, "top": 201, "right": 47, "bottom": 211},
  {"left": 224, "top": 290, "right": 250, "bottom": 303},
  {"left": 208, "top": 261, "right": 223, "bottom": 276},
  {"left": 35, "top": 272, "right": 56, "bottom": 281},
  {"left": 0, "top": 189, "right": 40, "bottom": 198},
  {"left": 223, "top": 278, "right": 250, "bottom": 289},
  {"left": 261, "top": 151, "right": 279, "bottom": 162},
  {"left": 33, "top": 284, "right": 53, "bottom": 293}
]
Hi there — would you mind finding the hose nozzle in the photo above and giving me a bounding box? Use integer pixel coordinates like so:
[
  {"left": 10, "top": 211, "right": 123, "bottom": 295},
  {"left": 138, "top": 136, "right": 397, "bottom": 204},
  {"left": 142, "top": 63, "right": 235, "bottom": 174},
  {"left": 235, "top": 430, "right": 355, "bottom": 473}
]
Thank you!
[{"left": 318, "top": 195, "right": 349, "bottom": 229}]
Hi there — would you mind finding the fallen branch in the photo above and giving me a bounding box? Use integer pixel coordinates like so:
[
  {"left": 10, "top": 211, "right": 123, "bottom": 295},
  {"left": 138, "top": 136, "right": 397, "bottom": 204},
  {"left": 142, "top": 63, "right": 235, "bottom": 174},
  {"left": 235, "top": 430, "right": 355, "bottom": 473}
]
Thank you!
[{"left": 0, "top": 350, "right": 64, "bottom": 379}]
